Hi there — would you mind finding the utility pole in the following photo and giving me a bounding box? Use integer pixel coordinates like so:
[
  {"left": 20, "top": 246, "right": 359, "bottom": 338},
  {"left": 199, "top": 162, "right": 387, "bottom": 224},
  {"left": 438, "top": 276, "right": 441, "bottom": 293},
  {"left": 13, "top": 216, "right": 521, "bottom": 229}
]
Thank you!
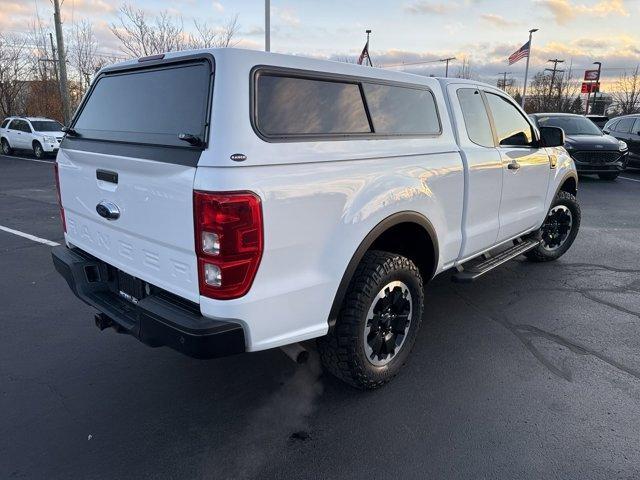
[
  {"left": 497, "top": 71, "right": 512, "bottom": 90},
  {"left": 53, "top": 0, "right": 71, "bottom": 124},
  {"left": 265, "top": 0, "right": 270, "bottom": 52},
  {"left": 545, "top": 58, "right": 565, "bottom": 108},
  {"left": 521, "top": 28, "right": 538, "bottom": 109},
  {"left": 440, "top": 57, "right": 456, "bottom": 77},
  {"left": 49, "top": 33, "right": 59, "bottom": 84}
]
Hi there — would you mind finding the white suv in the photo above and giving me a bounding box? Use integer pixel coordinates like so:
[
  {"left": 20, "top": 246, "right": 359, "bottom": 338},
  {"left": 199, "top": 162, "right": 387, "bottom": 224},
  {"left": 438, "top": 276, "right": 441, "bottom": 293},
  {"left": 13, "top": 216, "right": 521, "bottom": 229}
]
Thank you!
[
  {"left": 51, "top": 49, "right": 579, "bottom": 389},
  {"left": 1, "top": 116, "right": 65, "bottom": 159}
]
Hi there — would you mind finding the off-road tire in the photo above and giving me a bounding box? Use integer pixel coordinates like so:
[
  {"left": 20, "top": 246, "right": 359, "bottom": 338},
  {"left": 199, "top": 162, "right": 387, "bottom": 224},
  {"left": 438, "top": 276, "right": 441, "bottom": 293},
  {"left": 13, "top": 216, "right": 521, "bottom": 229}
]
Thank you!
[
  {"left": 598, "top": 172, "right": 619, "bottom": 181},
  {"left": 317, "top": 250, "right": 424, "bottom": 390},
  {"left": 33, "top": 141, "right": 45, "bottom": 159},
  {"left": 525, "top": 190, "right": 580, "bottom": 263},
  {"left": 1, "top": 138, "right": 12, "bottom": 155}
]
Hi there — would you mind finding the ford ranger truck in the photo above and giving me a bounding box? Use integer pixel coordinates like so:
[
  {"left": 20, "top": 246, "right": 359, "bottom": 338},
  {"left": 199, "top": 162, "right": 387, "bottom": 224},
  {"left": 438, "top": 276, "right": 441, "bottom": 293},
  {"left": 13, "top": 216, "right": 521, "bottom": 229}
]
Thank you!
[{"left": 52, "top": 48, "right": 580, "bottom": 389}]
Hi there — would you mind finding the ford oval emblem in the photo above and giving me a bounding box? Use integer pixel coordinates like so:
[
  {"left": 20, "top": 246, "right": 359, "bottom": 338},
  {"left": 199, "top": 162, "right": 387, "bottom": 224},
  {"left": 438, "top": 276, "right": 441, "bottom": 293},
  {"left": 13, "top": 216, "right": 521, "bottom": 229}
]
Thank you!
[
  {"left": 96, "top": 200, "right": 120, "bottom": 220},
  {"left": 230, "top": 153, "right": 247, "bottom": 162}
]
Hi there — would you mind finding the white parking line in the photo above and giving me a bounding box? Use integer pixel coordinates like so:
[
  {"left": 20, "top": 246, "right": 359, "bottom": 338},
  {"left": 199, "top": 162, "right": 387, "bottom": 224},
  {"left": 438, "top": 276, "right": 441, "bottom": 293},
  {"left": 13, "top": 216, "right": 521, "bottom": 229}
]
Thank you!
[
  {"left": 0, "top": 155, "right": 54, "bottom": 164},
  {"left": 620, "top": 176, "right": 640, "bottom": 183},
  {"left": 0, "top": 225, "right": 59, "bottom": 246}
]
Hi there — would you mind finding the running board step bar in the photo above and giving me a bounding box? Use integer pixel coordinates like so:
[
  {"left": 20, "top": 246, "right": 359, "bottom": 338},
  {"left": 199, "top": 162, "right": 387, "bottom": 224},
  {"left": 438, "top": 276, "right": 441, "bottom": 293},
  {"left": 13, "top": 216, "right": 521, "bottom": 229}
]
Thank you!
[{"left": 451, "top": 239, "right": 541, "bottom": 283}]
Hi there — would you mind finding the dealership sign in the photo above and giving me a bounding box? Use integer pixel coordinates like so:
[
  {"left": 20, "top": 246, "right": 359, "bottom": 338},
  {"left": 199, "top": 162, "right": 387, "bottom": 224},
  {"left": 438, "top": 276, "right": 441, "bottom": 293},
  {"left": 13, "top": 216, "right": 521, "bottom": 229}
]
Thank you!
[
  {"left": 584, "top": 69, "right": 600, "bottom": 81},
  {"left": 581, "top": 82, "right": 600, "bottom": 94}
]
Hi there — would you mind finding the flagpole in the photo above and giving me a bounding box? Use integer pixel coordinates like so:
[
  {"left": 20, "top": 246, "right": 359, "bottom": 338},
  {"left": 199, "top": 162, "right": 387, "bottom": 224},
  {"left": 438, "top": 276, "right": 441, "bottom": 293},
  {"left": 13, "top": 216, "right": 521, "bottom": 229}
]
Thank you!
[
  {"left": 521, "top": 28, "right": 538, "bottom": 109},
  {"left": 366, "top": 30, "right": 372, "bottom": 66}
]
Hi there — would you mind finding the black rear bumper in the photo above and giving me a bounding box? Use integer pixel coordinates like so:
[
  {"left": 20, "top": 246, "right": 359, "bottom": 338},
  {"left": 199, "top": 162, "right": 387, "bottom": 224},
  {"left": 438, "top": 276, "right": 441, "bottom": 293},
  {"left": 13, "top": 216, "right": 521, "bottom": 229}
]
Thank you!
[{"left": 51, "top": 246, "right": 245, "bottom": 359}]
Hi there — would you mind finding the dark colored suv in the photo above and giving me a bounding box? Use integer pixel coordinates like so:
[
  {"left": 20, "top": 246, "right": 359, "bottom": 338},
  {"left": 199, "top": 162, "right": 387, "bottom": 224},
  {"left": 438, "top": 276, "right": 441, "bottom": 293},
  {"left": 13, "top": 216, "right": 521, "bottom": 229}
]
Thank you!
[
  {"left": 531, "top": 113, "right": 629, "bottom": 180},
  {"left": 603, "top": 115, "right": 640, "bottom": 168}
]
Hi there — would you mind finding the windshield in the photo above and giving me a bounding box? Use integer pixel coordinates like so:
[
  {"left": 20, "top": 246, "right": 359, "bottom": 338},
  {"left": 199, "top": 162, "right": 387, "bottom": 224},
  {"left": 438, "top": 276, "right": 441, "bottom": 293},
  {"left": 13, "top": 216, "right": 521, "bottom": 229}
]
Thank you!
[
  {"left": 536, "top": 115, "right": 602, "bottom": 136},
  {"left": 30, "top": 121, "right": 63, "bottom": 132}
]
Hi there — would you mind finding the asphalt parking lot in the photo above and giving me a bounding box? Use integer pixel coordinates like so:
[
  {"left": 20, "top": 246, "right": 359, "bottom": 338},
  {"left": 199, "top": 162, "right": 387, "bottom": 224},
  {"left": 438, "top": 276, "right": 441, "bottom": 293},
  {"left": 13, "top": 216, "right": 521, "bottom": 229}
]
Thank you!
[{"left": 2, "top": 153, "right": 640, "bottom": 480}]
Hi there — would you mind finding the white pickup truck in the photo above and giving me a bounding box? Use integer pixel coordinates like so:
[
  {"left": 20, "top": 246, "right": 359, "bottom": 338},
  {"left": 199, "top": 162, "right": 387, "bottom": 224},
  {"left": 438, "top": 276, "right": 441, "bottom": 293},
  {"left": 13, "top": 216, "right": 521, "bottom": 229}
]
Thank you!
[{"left": 52, "top": 48, "right": 580, "bottom": 389}]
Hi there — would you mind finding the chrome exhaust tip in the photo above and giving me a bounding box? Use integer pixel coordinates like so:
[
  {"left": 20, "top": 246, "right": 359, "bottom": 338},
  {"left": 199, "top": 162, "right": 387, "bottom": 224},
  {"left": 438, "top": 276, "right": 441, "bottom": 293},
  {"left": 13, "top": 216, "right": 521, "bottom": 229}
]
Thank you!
[{"left": 280, "top": 343, "right": 309, "bottom": 364}]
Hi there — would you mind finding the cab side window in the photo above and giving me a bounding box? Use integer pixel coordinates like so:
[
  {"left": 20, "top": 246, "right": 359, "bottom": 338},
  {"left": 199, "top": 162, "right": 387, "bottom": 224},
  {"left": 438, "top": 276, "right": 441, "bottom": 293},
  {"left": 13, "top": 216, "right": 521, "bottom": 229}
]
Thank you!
[
  {"left": 485, "top": 92, "right": 534, "bottom": 147},
  {"left": 1, "top": 119, "right": 9, "bottom": 129},
  {"left": 457, "top": 88, "right": 494, "bottom": 148}
]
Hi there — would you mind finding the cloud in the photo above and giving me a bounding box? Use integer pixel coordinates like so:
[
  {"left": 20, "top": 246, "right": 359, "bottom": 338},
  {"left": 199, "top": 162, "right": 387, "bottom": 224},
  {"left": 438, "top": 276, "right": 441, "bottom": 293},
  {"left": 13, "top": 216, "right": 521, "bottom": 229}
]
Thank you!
[
  {"left": 405, "top": 1, "right": 460, "bottom": 14},
  {"left": 212, "top": 1, "right": 224, "bottom": 12},
  {"left": 274, "top": 7, "right": 300, "bottom": 27},
  {"left": 536, "top": 0, "right": 629, "bottom": 24},
  {"left": 244, "top": 25, "right": 265, "bottom": 36},
  {"left": 480, "top": 13, "right": 520, "bottom": 27}
]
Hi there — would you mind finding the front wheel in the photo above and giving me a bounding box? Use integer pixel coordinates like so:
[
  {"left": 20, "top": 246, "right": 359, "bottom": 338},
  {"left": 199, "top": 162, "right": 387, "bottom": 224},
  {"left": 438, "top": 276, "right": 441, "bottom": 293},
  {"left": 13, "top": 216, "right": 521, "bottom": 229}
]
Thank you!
[
  {"left": 33, "top": 142, "right": 45, "bottom": 159},
  {"left": 525, "top": 190, "right": 581, "bottom": 262},
  {"left": 1, "top": 138, "right": 12, "bottom": 155},
  {"left": 317, "top": 250, "right": 424, "bottom": 390},
  {"left": 598, "top": 172, "right": 619, "bottom": 181}
]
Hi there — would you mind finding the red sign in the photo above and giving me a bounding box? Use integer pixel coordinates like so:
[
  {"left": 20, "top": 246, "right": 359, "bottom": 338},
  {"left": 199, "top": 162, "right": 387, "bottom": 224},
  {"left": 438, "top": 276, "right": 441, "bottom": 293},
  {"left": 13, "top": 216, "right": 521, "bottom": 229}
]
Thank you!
[
  {"left": 581, "top": 82, "right": 600, "bottom": 94},
  {"left": 584, "top": 69, "right": 600, "bottom": 81}
]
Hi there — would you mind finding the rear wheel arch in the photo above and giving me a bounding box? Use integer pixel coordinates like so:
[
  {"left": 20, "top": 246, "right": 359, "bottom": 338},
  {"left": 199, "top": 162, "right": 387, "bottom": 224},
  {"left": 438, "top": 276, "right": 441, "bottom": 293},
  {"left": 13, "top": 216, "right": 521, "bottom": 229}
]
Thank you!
[{"left": 327, "top": 211, "right": 438, "bottom": 329}]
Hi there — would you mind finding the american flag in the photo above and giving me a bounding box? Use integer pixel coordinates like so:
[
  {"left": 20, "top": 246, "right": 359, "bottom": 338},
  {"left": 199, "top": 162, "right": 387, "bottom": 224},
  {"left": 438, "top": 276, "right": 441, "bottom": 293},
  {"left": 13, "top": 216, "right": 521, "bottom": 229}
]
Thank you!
[
  {"left": 358, "top": 39, "right": 371, "bottom": 66},
  {"left": 508, "top": 41, "right": 530, "bottom": 65}
]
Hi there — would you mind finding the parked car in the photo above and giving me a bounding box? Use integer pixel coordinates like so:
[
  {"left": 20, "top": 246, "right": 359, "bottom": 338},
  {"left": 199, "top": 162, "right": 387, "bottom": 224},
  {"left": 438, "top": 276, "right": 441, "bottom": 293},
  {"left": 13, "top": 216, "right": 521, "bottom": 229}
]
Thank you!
[
  {"left": 0, "top": 116, "right": 64, "bottom": 159},
  {"left": 603, "top": 114, "right": 640, "bottom": 168},
  {"left": 51, "top": 49, "right": 580, "bottom": 389},
  {"left": 530, "top": 113, "right": 628, "bottom": 180},
  {"left": 586, "top": 114, "right": 609, "bottom": 130}
]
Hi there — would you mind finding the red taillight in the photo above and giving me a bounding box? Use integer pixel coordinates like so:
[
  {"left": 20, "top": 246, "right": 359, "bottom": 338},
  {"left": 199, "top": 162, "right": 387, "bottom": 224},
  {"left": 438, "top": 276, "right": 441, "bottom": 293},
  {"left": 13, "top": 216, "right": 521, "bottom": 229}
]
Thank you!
[
  {"left": 194, "top": 191, "right": 263, "bottom": 300},
  {"left": 54, "top": 162, "right": 66, "bottom": 233}
]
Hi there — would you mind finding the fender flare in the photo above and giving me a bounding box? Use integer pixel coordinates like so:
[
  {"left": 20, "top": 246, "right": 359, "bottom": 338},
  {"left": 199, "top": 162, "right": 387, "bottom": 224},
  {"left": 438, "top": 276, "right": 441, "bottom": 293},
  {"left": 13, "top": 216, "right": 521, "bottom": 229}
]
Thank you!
[
  {"left": 554, "top": 171, "right": 578, "bottom": 198},
  {"left": 327, "top": 211, "right": 439, "bottom": 328}
]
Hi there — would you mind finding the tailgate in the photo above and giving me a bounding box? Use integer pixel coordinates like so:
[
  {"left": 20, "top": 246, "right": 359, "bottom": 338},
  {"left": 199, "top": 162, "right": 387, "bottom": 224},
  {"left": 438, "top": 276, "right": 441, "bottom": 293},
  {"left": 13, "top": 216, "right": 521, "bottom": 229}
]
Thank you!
[{"left": 56, "top": 55, "right": 214, "bottom": 303}]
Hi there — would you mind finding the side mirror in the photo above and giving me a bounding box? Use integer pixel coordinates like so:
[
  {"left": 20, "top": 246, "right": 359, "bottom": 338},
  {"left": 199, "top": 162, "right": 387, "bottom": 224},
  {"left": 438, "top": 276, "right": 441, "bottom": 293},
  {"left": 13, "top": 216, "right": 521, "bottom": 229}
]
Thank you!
[{"left": 539, "top": 126, "right": 565, "bottom": 148}]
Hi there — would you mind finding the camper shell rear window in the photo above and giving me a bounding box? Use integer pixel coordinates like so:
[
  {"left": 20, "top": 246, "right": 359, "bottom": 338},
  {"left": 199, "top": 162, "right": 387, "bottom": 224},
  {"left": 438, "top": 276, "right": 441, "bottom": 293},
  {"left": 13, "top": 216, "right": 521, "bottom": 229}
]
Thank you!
[
  {"left": 252, "top": 67, "right": 441, "bottom": 141},
  {"left": 72, "top": 57, "right": 213, "bottom": 148}
]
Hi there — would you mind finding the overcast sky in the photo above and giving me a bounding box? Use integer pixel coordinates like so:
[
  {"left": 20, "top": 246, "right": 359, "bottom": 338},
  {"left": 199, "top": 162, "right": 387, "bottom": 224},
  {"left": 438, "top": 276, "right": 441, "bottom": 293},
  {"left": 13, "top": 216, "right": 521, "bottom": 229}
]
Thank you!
[{"left": 2, "top": 0, "right": 639, "bottom": 86}]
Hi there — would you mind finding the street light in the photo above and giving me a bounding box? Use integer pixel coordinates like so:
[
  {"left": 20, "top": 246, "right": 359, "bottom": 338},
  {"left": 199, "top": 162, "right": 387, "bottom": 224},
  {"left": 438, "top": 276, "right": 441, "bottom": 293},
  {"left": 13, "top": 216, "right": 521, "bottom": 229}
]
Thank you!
[
  {"left": 591, "top": 61, "right": 602, "bottom": 114},
  {"left": 521, "top": 28, "right": 539, "bottom": 108},
  {"left": 265, "top": 0, "right": 270, "bottom": 52}
]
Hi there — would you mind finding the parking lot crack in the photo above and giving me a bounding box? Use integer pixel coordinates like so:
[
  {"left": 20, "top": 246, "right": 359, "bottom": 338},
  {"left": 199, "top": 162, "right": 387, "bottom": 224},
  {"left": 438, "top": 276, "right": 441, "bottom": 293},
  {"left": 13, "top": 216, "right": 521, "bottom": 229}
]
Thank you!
[{"left": 451, "top": 289, "right": 640, "bottom": 383}]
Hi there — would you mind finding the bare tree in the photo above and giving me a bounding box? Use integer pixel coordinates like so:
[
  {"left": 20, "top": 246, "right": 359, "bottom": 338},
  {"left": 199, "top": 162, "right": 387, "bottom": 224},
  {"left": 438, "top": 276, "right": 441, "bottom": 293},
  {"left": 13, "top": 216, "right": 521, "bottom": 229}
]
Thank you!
[
  {"left": 524, "top": 71, "right": 582, "bottom": 113},
  {"left": 110, "top": 4, "right": 239, "bottom": 58},
  {"left": 611, "top": 66, "right": 640, "bottom": 115},
  {"left": 110, "top": 4, "right": 184, "bottom": 57},
  {"left": 0, "top": 34, "right": 31, "bottom": 117},
  {"left": 69, "top": 20, "right": 101, "bottom": 90},
  {"left": 455, "top": 56, "right": 474, "bottom": 80},
  {"left": 186, "top": 15, "right": 240, "bottom": 49},
  {"left": 25, "top": 17, "right": 64, "bottom": 120}
]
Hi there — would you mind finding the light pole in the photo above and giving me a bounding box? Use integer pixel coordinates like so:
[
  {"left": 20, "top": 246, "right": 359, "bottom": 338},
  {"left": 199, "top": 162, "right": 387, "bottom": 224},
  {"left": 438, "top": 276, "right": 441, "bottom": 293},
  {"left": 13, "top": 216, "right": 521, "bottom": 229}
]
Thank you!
[
  {"left": 521, "top": 28, "right": 538, "bottom": 109},
  {"left": 591, "top": 61, "right": 602, "bottom": 114},
  {"left": 265, "top": 0, "right": 270, "bottom": 52}
]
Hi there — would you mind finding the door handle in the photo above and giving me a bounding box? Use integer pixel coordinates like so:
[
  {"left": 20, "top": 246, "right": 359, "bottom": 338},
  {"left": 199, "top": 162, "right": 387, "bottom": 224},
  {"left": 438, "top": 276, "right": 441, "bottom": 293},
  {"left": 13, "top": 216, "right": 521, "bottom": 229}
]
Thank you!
[{"left": 507, "top": 161, "right": 520, "bottom": 170}]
